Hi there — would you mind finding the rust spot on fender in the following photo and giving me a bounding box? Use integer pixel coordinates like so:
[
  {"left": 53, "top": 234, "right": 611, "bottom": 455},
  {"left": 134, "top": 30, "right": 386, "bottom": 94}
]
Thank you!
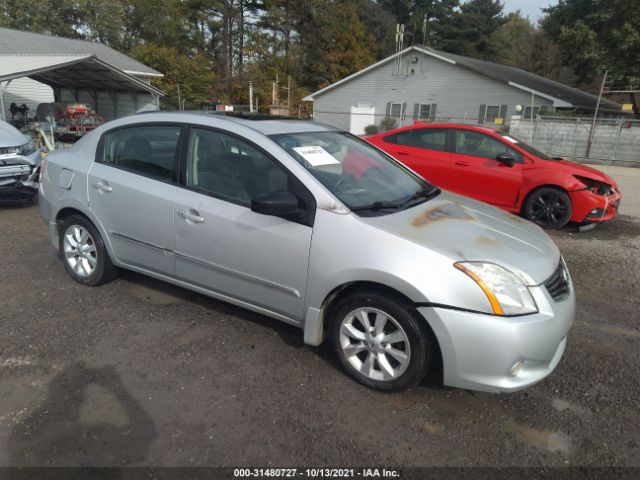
[
  {"left": 476, "top": 236, "right": 503, "bottom": 247},
  {"left": 412, "top": 203, "right": 474, "bottom": 227}
]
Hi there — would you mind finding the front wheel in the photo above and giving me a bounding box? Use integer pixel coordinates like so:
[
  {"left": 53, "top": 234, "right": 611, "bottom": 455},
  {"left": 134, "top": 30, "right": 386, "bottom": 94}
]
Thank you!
[
  {"left": 330, "top": 292, "right": 432, "bottom": 391},
  {"left": 523, "top": 187, "right": 572, "bottom": 229}
]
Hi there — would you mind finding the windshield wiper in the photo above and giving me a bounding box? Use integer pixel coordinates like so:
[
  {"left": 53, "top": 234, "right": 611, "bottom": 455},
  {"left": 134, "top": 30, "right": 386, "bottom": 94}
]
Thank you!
[
  {"left": 350, "top": 185, "right": 439, "bottom": 212},
  {"left": 350, "top": 200, "right": 406, "bottom": 212},
  {"left": 398, "top": 185, "right": 439, "bottom": 208}
]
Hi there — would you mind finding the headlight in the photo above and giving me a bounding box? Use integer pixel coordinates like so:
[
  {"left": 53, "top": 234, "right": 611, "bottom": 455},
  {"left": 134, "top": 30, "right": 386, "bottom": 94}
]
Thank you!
[
  {"left": 455, "top": 262, "right": 538, "bottom": 316},
  {"left": 19, "top": 139, "right": 37, "bottom": 156},
  {"left": 574, "top": 175, "right": 612, "bottom": 195}
]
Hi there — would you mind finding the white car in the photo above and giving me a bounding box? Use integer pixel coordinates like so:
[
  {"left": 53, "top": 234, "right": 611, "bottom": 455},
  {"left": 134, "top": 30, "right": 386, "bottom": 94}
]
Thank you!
[{"left": 0, "top": 119, "right": 40, "bottom": 200}]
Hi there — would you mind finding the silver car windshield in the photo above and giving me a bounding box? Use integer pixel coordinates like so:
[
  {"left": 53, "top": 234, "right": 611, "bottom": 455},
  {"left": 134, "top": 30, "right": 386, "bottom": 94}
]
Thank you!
[{"left": 271, "top": 131, "right": 439, "bottom": 215}]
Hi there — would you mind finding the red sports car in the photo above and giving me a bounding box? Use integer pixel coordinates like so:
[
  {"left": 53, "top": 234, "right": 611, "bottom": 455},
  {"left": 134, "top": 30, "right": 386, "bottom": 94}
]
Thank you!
[{"left": 364, "top": 123, "right": 621, "bottom": 229}]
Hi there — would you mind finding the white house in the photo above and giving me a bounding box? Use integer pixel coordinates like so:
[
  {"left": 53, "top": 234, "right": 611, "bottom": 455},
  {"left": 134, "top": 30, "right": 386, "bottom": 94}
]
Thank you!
[{"left": 303, "top": 46, "right": 621, "bottom": 135}]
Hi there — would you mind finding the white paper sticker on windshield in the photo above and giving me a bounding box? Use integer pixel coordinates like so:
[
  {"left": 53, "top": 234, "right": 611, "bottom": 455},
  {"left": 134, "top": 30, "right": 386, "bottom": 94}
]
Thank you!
[
  {"left": 293, "top": 145, "right": 340, "bottom": 166},
  {"left": 502, "top": 136, "right": 519, "bottom": 144}
]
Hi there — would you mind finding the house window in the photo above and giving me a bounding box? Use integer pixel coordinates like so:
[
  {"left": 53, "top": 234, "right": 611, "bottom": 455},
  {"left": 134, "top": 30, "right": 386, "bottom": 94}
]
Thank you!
[
  {"left": 479, "top": 104, "right": 507, "bottom": 124},
  {"left": 390, "top": 103, "right": 402, "bottom": 118},
  {"left": 418, "top": 104, "right": 431, "bottom": 120},
  {"left": 485, "top": 105, "right": 501, "bottom": 123},
  {"left": 524, "top": 106, "right": 539, "bottom": 119}
]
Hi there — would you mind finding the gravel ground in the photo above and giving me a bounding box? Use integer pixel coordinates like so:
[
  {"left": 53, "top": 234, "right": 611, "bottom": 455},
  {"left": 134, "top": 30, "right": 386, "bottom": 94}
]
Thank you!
[{"left": 0, "top": 165, "right": 638, "bottom": 468}]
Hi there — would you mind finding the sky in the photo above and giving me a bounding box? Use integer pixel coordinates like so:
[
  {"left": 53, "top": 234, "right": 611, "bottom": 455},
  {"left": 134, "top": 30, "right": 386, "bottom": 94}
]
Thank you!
[{"left": 501, "top": 0, "right": 558, "bottom": 22}]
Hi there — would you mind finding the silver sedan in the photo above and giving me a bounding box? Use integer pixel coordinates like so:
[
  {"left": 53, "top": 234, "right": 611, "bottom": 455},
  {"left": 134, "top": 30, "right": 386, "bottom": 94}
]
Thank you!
[{"left": 39, "top": 112, "right": 574, "bottom": 392}]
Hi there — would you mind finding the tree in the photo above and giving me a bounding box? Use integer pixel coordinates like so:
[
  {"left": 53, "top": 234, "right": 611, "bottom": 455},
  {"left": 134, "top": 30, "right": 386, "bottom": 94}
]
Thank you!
[
  {"left": 0, "top": 0, "right": 84, "bottom": 38},
  {"left": 437, "top": 0, "right": 506, "bottom": 61},
  {"left": 129, "top": 43, "right": 215, "bottom": 108},
  {"left": 378, "top": 0, "right": 460, "bottom": 48},
  {"left": 543, "top": 0, "right": 640, "bottom": 117},
  {"left": 298, "top": 1, "right": 376, "bottom": 90},
  {"left": 493, "top": 11, "right": 568, "bottom": 82}
]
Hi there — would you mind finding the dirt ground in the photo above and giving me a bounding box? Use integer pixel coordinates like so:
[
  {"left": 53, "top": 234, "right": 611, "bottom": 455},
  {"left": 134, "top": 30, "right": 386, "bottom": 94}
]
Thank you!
[{"left": 0, "top": 164, "right": 638, "bottom": 468}]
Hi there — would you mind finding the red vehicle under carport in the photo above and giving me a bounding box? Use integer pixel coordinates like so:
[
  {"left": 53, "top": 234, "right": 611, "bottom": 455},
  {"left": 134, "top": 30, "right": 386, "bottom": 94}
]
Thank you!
[{"left": 364, "top": 123, "right": 621, "bottom": 229}]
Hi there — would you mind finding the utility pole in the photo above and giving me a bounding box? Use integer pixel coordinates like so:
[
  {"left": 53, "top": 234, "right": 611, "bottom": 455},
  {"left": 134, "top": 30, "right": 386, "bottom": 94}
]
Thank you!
[
  {"left": 586, "top": 69, "right": 608, "bottom": 159},
  {"left": 272, "top": 81, "right": 276, "bottom": 107},
  {"left": 176, "top": 83, "right": 182, "bottom": 111},
  {"left": 287, "top": 75, "right": 291, "bottom": 115},
  {"left": 249, "top": 81, "right": 253, "bottom": 113},
  {"left": 422, "top": 14, "right": 428, "bottom": 46},
  {"left": 275, "top": 73, "right": 279, "bottom": 106},
  {"left": 530, "top": 91, "right": 535, "bottom": 142}
]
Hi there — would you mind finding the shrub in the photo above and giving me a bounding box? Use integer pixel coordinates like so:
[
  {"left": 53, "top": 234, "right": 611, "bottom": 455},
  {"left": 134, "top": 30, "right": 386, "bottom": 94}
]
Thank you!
[
  {"left": 364, "top": 124, "right": 379, "bottom": 135},
  {"left": 380, "top": 117, "right": 397, "bottom": 131}
]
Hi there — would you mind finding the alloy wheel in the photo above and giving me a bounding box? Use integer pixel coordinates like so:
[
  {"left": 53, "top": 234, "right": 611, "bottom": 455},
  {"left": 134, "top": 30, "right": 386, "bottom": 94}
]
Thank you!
[
  {"left": 338, "top": 307, "right": 411, "bottom": 382},
  {"left": 528, "top": 191, "right": 570, "bottom": 228},
  {"left": 63, "top": 225, "right": 97, "bottom": 278}
]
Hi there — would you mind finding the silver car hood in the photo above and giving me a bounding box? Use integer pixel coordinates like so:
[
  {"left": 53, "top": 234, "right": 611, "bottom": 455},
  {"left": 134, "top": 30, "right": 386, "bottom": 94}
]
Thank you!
[
  {"left": 359, "top": 191, "right": 559, "bottom": 286},
  {"left": 0, "top": 120, "right": 28, "bottom": 147}
]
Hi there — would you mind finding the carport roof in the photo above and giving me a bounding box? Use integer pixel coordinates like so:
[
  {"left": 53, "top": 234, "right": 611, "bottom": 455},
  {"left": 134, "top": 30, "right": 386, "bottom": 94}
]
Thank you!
[
  {"left": 0, "top": 27, "right": 161, "bottom": 76},
  {"left": 0, "top": 54, "right": 164, "bottom": 96}
]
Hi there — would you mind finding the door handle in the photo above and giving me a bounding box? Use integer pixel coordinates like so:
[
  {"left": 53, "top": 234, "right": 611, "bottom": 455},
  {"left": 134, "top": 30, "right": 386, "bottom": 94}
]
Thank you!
[
  {"left": 396, "top": 151, "right": 410, "bottom": 156},
  {"left": 454, "top": 161, "right": 470, "bottom": 167},
  {"left": 178, "top": 209, "right": 204, "bottom": 224},
  {"left": 94, "top": 180, "right": 112, "bottom": 193}
]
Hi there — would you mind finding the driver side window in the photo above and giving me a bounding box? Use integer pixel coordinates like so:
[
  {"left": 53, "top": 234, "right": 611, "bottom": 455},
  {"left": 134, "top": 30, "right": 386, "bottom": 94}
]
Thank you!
[{"left": 455, "top": 130, "right": 522, "bottom": 163}]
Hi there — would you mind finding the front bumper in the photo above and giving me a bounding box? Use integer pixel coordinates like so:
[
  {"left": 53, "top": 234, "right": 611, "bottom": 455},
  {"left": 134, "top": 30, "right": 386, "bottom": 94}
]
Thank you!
[
  {"left": 419, "top": 277, "right": 575, "bottom": 393},
  {"left": 0, "top": 150, "right": 41, "bottom": 197},
  {"left": 570, "top": 189, "right": 621, "bottom": 224}
]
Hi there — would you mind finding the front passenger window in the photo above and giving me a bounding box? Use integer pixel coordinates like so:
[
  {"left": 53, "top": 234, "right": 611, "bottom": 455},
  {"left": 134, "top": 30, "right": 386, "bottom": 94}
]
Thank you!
[
  {"left": 186, "top": 128, "right": 290, "bottom": 206},
  {"left": 455, "top": 130, "right": 522, "bottom": 163}
]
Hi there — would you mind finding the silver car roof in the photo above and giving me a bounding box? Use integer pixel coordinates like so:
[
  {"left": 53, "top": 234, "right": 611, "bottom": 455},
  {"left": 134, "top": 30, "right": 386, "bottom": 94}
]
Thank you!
[{"left": 136, "top": 111, "right": 339, "bottom": 136}]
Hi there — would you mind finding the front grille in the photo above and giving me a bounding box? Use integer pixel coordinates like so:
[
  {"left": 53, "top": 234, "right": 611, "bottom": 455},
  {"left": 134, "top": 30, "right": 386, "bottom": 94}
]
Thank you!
[{"left": 544, "top": 262, "right": 570, "bottom": 301}]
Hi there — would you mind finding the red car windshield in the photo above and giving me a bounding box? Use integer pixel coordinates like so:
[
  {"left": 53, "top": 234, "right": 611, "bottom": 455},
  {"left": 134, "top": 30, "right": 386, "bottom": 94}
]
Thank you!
[{"left": 501, "top": 134, "right": 552, "bottom": 160}]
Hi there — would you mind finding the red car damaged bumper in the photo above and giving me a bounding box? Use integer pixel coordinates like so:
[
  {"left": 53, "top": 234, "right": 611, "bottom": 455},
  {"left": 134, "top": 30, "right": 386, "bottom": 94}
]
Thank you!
[{"left": 569, "top": 188, "right": 622, "bottom": 224}]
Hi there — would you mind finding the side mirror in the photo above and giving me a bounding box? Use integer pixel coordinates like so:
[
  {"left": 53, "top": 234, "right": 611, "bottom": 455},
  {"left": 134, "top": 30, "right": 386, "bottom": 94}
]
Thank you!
[
  {"left": 496, "top": 153, "right": 515, "bottom": 167},
  {"left": 251, "top": 191, "right": 299, "bottom": 217}
]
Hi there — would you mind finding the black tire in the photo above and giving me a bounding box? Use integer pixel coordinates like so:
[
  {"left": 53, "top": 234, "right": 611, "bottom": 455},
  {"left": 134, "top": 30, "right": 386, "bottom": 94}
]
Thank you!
[
  {"left": 58, "top": 214, "right": 118, "bottom": 286},
  {"left": 330, "top": 291, "right": 433, "bottom": 392},
  {"left": 523, "top": 187, "right": 572, "bottom": 229}
]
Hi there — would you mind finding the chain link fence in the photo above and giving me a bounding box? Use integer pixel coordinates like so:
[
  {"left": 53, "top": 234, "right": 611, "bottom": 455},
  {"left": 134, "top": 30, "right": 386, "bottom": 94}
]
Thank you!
[{"left": 509, "top": 116, "right": 640, "bottom": 166}]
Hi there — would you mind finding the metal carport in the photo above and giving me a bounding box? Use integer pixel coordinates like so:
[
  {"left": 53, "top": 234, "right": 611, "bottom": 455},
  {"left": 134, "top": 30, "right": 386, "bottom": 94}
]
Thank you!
[{"left": 0, "top": 54, "right": 164, "bottom": 121}]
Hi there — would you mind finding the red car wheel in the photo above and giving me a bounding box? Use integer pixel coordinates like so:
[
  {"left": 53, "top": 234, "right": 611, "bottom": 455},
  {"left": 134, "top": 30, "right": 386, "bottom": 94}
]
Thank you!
[{"left": 523, "top": 187, "right": 572, "bottom": 229}]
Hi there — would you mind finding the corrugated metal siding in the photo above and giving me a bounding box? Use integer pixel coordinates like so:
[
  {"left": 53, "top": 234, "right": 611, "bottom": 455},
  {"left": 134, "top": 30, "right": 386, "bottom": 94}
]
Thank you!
[
  {"left": 59, "top": 89, "right": 157, "bottom": 121},
  {"left": 312, "top": 51, "right": 553, "bottom": 131},
  {"left": 2, "top": 77, "right": 54, "bottom": 120},
  {"left": 2, "top": 66, "right": 158, "bottom": 121}
]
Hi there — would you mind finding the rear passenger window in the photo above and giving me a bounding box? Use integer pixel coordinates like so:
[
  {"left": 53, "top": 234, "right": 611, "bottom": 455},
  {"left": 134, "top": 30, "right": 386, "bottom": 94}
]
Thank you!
[
  {"left": 383, "top": 130, "right": 412, "bottom": 145},
  {"left": 186, "top": 128, "right": 290, "bottom": 206},
  {"left": 410, "top": 129, "right": 447, "bottom": 152},
  {"left": 102, "top": 126, "right": 181, "bottom": 180}
]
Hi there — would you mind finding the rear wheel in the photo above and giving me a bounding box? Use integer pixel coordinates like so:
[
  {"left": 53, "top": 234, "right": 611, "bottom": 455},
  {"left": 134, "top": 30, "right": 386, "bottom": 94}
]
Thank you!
[
  {"left": 330, "top": 292, "right": 432, "bottom": 391},
  {"left": 523, "top": 187, "right": 572, "bottom": 229},
  {"left": 58, "top": 215, "right": 117, "bottom": 286}
]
